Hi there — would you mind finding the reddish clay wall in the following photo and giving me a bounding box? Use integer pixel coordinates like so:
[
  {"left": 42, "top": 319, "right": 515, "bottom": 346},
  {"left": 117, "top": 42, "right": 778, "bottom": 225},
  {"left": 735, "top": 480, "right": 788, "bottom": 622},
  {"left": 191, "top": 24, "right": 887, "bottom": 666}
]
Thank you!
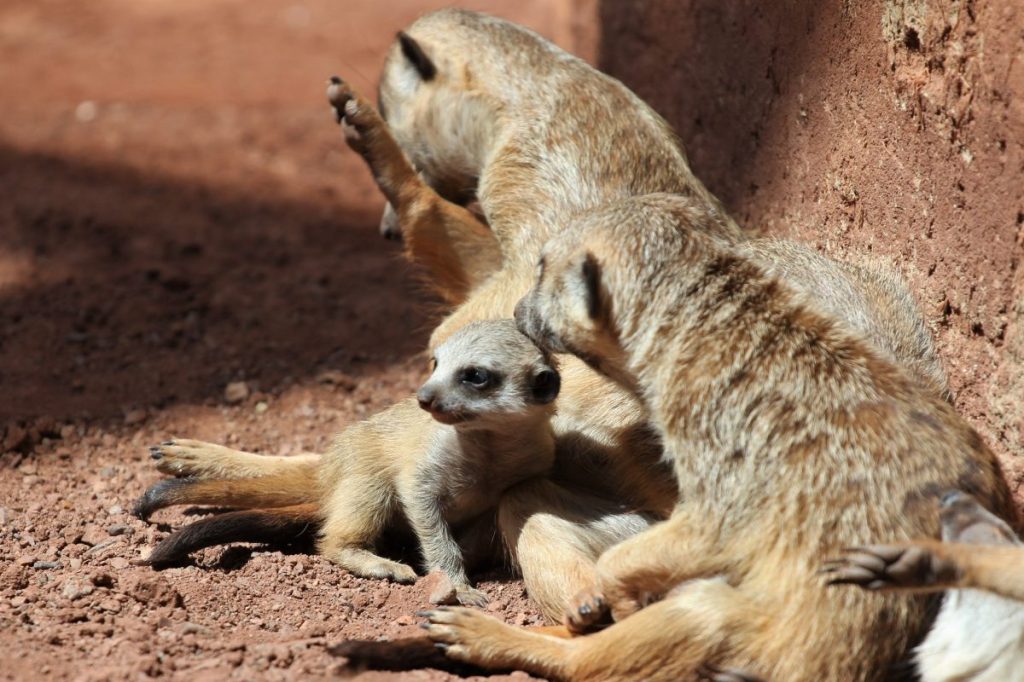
[{"left": 598, "top": 0, "right": 1024, "bottom": 495}]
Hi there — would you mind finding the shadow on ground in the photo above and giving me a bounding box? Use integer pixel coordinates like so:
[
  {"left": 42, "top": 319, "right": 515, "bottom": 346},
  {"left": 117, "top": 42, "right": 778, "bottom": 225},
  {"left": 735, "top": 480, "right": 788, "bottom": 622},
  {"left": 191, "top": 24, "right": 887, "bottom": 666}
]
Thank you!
[{"left": 0, "top": 144, "right": 438, "bottom": 424}]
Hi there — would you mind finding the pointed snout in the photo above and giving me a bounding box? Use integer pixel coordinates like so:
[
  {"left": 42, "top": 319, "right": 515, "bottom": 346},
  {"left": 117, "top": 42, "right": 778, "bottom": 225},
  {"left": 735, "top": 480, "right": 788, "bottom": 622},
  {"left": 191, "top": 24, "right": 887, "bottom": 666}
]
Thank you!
[{"left": 416, "top": 386, "right": 438, "bottom": 413}]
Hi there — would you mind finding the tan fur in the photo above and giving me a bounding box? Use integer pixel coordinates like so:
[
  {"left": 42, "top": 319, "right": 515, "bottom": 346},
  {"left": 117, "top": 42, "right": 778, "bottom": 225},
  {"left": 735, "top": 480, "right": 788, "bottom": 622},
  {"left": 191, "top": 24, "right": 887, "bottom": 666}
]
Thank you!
[
  {"left": 138, "top": 320, "right": 558, "bottom": 606},
  {"left": 411, "top": 194, "right": 1016, "bottom": 681},
  {"left": 323, "top": 10, "right": 953, "bottom": 624}
]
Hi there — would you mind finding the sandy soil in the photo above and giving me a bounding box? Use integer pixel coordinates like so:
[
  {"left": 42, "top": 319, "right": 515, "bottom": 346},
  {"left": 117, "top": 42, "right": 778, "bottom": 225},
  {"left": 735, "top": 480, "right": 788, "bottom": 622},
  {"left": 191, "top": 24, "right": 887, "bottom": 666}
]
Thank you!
[{"left": 0, "top": 1, "right": 584, "bottom": 679}]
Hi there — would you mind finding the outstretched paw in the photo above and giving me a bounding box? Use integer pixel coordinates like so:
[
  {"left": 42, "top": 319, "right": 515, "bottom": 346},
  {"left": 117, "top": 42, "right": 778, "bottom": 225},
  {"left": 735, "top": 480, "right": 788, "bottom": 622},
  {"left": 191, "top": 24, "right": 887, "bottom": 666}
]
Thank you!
[
  {"left": 326, "top": 76, "right": 355, "bottom": 124},
  {"left": 822, "top": 544, "right": 957, "bottom": 591},
  {"left": 326, "top": 76, "right": 382, "bottom": 155},
  {"left": 416, "top": 607, "right": 508, "bottom": 665},
  {"left": 564, "top": 586, "right": 611, "bottom": 634},
  {"left": 148, "top": 438, "right": 234, "bottom": 479}
]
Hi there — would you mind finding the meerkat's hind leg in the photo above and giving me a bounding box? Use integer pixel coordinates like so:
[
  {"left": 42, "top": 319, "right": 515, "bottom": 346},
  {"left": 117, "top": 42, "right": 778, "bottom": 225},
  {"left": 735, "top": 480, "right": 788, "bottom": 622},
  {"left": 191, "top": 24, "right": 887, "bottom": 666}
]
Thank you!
[
  {"left": 149, "top": 438, "right": 320, "bottom": 480},
  {"left": 134, "top": 469, "right": 320, "bottom": 520},
  {"left": 420, "top": 606, "right": 574, "bottom": 679},
  {"left": 498, "top": 477, "right": 659, "bottom": 623},
  {"left": 328, "top": 546, "right": 418, "bottom": 584},
  {"left": 319, "top": 477, "right": 417, "bottom": 584},
  {"left": 422, "top": 579, "right": 764, "bottom": 682},
  {"left": 330, "top": 636, "right": 488, "bottom": 676}
]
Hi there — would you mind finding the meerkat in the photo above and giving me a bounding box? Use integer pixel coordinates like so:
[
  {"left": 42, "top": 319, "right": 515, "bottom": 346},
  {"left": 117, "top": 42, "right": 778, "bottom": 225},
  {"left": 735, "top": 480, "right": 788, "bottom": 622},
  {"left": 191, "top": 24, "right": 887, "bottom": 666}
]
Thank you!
[
  {"left": 136, "top": 319, "right": 560, "bottom": 607},
  {"left": 137, "top": 8, "right": 953, "bottom": 625},
  {"left": 320, "top": 9, "right": 956, "bottom": 623},
  {"left": 397, "top": 193, "right": 1018, "bottom": 681},
  {"left": 826, "top": 490, "right": 1024, "bottom": 682}
]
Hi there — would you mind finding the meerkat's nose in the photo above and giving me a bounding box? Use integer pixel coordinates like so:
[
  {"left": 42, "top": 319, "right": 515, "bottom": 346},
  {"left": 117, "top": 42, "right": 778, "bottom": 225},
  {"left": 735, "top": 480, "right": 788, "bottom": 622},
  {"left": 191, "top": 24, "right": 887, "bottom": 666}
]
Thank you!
[{"left": 416, "top": 387, "right": 438, "bottom": 412}]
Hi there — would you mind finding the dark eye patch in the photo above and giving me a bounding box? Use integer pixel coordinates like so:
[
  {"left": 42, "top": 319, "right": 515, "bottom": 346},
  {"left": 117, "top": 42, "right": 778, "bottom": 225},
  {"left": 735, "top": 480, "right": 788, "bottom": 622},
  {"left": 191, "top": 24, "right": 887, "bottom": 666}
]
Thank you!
[{"left": 460, "top": 367, "right": 499, "bottom": 390}]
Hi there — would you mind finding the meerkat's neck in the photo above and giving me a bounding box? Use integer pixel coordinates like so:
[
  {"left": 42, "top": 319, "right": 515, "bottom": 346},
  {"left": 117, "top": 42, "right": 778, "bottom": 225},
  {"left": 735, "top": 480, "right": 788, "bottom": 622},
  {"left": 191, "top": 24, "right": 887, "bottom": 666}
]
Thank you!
[{"left": 452, "top": 413, "right": 555, "bottom": 462}]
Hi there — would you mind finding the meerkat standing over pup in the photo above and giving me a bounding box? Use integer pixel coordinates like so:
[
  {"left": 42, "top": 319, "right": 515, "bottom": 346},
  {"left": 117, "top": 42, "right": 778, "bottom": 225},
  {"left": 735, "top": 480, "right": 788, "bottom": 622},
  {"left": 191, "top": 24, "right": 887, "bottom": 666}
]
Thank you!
[
  {"left": 406, "top": 194, "right": 1016, "bottom": 680},
  {"left": 136, "top": 320, "right": 560, "bottom": 607},
  {"left": 132, "top": 9, "right": 953, "bottom": 627},
  {"left": 322, "top": 9, "right": 952, "bottom": 621},
  {"left": 827, "top": 490, "right": 1024, "bottom": 682}
]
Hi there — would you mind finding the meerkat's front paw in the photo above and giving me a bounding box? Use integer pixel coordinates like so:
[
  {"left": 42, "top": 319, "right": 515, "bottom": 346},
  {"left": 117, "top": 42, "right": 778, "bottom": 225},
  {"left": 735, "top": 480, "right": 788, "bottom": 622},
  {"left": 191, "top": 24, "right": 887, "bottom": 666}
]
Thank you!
[
  {"left": 454, "top": 586, "right": 489, "bottom": 608},
  {"left": 425, "top": 571, "right": 489, "bottom": 608},
  {"left": 822, "top": 544, "right": 955, "bottom": 590},
  {"left": 564, "top": 585, "right": 611, "bottom": 634}
]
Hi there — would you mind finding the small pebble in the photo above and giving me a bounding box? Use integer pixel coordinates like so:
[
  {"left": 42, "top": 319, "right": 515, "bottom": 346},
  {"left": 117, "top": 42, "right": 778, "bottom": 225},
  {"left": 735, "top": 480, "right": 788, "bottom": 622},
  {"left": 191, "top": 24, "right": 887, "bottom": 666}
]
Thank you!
[
  {"left": 224, "top": 381, "right": 250, "bottom": 404},
  {"left": 123, "top": 409, "right": 147, "bottom": 425}
]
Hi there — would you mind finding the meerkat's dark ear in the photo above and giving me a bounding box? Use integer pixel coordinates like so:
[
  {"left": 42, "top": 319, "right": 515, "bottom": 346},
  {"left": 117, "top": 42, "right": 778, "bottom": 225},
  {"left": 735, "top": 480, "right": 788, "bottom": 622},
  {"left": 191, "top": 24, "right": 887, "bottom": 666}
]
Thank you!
[
  {"left": 397, "top": 32, "right": 437, "bottom": 81},
  {"left": 529, "top": 368, "right": 561, "bottom": 404},
  {"left": 581, "top": 252, "right": 602, "bottom": 320}
]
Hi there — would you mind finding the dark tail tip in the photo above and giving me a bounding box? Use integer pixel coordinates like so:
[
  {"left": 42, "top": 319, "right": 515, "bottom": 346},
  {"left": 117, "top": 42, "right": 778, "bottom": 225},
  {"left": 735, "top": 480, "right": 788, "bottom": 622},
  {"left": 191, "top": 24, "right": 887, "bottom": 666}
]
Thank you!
[
  {"left": 134, "top": 478, "right": 195, "bottom": 521},
  {"left": 143, "top": 506, "right": 320, "bottom": 566},
  {"left": 330, "top": 75, "right": 342, "bottom": 84}
]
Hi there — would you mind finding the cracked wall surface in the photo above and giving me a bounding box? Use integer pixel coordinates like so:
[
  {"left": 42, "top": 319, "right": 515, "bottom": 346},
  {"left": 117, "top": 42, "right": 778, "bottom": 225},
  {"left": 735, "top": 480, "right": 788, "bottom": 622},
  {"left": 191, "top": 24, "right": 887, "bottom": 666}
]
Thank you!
[{"left": 598, "top": 0, "right": 1024, "bottom": 496}]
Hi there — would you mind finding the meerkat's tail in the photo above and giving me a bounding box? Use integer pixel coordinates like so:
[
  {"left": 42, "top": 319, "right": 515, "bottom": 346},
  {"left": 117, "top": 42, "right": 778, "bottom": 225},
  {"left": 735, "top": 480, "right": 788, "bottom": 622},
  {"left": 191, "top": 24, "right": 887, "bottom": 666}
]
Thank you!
[
  {"left": 134, "top": 463, "right": 319, "bottom": 521},
  {"left": 142, "top": 504, "right": 321, "bottom": 566}
]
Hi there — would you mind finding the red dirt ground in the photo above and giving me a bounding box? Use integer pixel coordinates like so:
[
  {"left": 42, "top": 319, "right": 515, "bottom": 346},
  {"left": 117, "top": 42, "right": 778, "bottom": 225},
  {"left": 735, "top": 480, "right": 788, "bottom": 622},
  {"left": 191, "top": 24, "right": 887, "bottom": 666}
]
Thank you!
[
  {"left": 0, "top": 2, "right": 586, "bottom": 679},
  {"left": 599, "top": 0, "right": 1024, "bottom": 490}
]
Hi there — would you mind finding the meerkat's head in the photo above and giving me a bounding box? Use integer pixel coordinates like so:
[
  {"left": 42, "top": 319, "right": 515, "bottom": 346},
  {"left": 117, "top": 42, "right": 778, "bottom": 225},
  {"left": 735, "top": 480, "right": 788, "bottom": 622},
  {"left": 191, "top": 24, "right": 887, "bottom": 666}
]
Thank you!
[
  {"left": 416, "top": 318, "right": 560, "bottom": 429},
  {"left": 376, "top": 15, "right": 503, "bottom": 212},
  {"left": 515, "top": 194, "right": 724, "bottom": 390}
]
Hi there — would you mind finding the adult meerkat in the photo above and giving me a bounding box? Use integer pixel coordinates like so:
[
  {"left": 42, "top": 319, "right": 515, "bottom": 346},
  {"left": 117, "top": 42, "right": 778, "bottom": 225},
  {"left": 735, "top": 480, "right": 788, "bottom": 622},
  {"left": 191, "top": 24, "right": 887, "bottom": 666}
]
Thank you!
[
  {"left": 136, "top": 320, "right": 560, "bottom": 607},
  {"left": 322, "top": 9, "right": 951, "bottom": 620},
  {"left": 405, "top": 194, "right": 1017, "bottom": 681},
  {"left": 827, "top": 490, "right": 1024, "bottom": 682},
  {"left": 134, "top": 8, "right": 952, "bottom": 623}
]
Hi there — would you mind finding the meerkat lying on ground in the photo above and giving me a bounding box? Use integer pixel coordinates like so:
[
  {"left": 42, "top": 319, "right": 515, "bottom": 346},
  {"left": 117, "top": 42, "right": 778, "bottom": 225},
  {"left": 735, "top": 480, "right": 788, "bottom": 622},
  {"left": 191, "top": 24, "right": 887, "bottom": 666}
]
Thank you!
[
  {"left": 131, "top": 8, "right": 953, "bottom": 626},
  {"left": 319, "top": 9, "right": 953, "bottom": 622},
  {"left": 400, "top": 193, "right": 1018, "bottom": 680},
  {"left": 827, "top": 490, "right": 1024, "bottom": 682},
  {"left": 136, "top": 319, "right": 560, "bottom": 607}
]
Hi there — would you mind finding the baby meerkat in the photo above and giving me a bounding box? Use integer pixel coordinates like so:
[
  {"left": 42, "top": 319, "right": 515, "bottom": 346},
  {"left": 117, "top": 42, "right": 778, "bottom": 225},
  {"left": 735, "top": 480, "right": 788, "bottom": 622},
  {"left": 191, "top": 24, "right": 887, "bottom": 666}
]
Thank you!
[{"left": 137, "top": 319, "right": 560, "bottom": 607}]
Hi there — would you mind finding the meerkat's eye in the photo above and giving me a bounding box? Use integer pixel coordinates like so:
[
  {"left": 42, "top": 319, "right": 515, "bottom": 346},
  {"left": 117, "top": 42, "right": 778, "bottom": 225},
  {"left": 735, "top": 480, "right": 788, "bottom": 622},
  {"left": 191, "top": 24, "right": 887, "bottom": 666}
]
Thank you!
[{"left": 460, "top": 367, "right": 493, "bottom": 389}]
